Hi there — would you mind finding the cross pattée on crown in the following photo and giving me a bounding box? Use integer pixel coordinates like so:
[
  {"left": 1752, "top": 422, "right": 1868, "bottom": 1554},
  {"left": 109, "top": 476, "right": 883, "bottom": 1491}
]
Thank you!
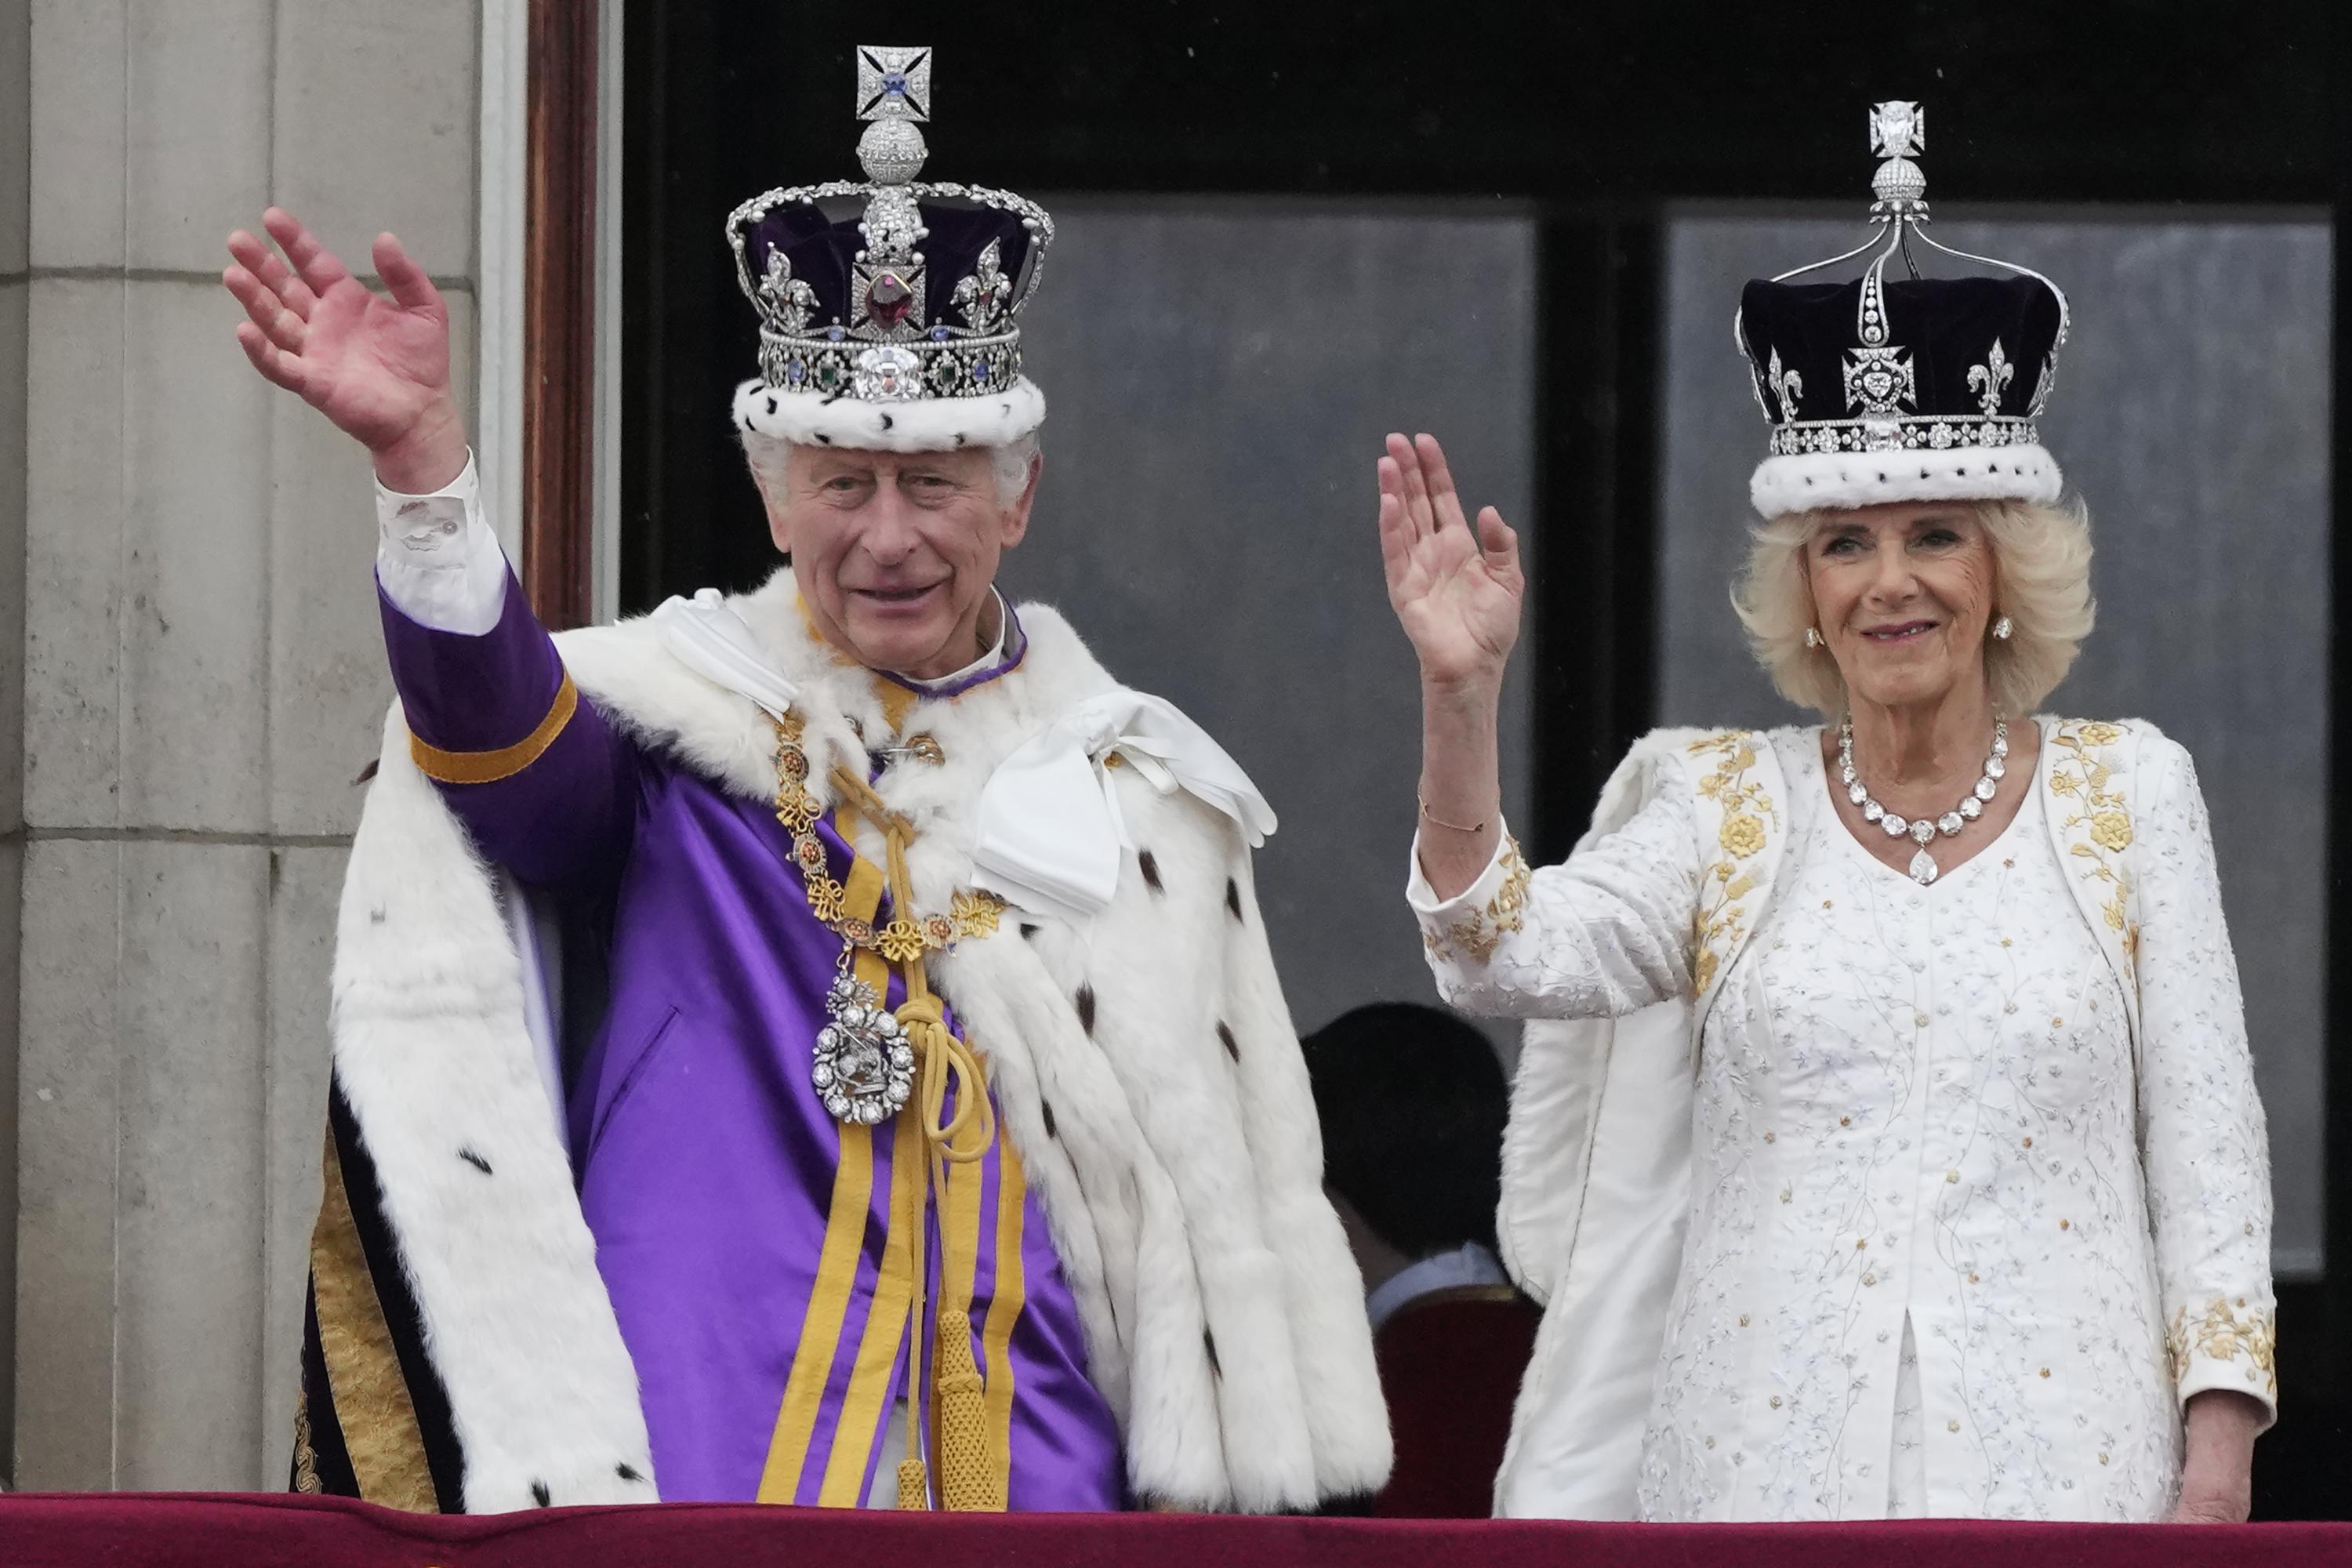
[{"left": 857, "top": 45, "right": 931, "bottom": 122}]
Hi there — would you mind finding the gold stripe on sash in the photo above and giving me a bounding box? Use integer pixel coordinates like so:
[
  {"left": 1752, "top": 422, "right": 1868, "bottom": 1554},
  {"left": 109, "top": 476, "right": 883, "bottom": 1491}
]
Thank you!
[
  {"left": 981, "top": 1138, "right": 1030, "bottom": 1506},
  {"left": 310, "top": 1131, "right": 438, "bottom": 1512},
  {"left": 818, "top": 1083, "right": 921, "bottom": 1506},
  {"left": 408, "top": 672, "right": 579, "bottom": 785},
  {"left": 757, "top": 830, "right": 891, "bottom": 1504}
]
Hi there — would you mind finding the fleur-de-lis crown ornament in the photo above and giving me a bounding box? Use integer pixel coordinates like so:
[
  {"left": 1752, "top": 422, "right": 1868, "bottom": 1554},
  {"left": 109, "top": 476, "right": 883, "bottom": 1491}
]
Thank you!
[
  {"left": 1731, "top": 102, "right": 2074, "bottom": 521},
  {"left": 724, "top": 46, "right": 1055, "bottom": 452}
]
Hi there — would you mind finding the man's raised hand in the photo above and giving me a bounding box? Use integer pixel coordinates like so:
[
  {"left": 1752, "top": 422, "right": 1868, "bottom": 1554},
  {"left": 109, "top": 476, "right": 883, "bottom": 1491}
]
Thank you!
[{"left": 223, "top": 208, "right": 468, "bottom": 492}]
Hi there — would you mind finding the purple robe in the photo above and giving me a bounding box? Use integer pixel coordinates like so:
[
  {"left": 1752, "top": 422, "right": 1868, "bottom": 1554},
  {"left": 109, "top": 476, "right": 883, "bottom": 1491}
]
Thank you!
[{"left": 380, "top": 572, "right": 1125, "bottom": 1509}]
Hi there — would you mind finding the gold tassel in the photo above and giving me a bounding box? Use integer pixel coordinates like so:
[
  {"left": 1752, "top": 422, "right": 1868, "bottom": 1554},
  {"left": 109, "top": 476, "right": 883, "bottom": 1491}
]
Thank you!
[
  {"left": 934, "top": 1308, "right": 1002, "bottom": 1511},
  {"left": 897, "top": 1455, "right": 929, "bottom": 1510}
]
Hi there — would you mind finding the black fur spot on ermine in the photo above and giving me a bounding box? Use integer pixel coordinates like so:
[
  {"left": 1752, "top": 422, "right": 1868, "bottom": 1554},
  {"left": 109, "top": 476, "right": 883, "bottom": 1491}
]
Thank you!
[
  {"left": 1076, "top": 984, "right": 1097, "bottom": 1036},
  {"left": 1020, "top": 923, "right": 1040, "bottom": 940},
  {"left": 1138, "top": 850, "right": 1163, "bottom": 893},
  {"left": 1204, "top": 1329, "right": 1221, "bottom": 1377},
  {"left": 1225, "top": 879, "right": 1244, "bottom": 921},
  {"left": 459, "top": 1149, "right": 492, "bottom": 1175},
  {"left": 531, "top": 1481, "right": 552, "bottom": 1507},
  {"left": 1217, "top": 1022, "right": 1240, "bottom": 1062},
  {"left": 616, "top": 1463, "right": 643, "bottom": 1483},
  {"left": 1041, "top": 1099, "right": 1059, "bottom": 1138}
]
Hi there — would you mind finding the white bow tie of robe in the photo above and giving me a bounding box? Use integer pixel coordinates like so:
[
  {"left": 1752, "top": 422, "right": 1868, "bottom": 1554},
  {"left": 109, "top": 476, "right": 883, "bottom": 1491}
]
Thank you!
[{"left": 654, "top": 590, "right": 1277, "bottom": 926}]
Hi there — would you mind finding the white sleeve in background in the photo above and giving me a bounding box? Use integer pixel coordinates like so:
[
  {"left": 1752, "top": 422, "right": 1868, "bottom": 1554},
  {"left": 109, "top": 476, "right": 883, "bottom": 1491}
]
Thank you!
[{"left": 374, "top": 450, "right": 514, "bottom": 637}]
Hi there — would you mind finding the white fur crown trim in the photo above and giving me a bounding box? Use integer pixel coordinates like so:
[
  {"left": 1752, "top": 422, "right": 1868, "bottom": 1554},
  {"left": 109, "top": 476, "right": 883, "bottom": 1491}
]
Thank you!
[
  {"left": 1749, "top": 442, "right": 2063, "bottom": 519},
  {"left": 732, "top": 376, "right": 1045, "bottom": 452}
]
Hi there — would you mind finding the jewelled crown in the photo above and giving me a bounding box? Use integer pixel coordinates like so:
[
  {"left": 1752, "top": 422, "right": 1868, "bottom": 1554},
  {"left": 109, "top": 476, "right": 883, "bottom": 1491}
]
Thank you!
[
  {"left": 726, "top": 45, "right": 1054, "bottom": 452},
  {"left": 1736, "top": 102, "right": 2073, "bottom": 519}
]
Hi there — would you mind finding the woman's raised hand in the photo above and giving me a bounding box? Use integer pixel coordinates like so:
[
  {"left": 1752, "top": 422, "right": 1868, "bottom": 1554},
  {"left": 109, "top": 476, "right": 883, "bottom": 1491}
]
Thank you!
[
  {"left": 1377, "top": 433, "right": 1525, "bottom": 692},
  {"left": 223, "top": 208, "right": 467, "bottom": 492}
]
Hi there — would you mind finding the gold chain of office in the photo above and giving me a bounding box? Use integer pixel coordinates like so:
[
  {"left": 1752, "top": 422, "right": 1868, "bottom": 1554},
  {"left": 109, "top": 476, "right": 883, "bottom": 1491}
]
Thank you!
[{"left": 771, "top": 711, "right": 1007, "bottom": 960}]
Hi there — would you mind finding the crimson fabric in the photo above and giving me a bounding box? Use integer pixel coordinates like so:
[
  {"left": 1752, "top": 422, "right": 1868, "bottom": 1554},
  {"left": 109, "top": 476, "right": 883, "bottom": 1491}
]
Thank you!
[
  {"left": 1371, "top": 1293, "right": 1541, "bottom": 1518},
  {"left": 3, "top": 1494, "right": 2347, "bottom": 1566}
]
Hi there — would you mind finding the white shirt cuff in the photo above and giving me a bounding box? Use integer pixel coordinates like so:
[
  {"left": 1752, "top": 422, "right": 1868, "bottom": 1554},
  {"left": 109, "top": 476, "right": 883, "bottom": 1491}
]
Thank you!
[
  {"left": 1406, "top": 814, "right": 1517, "bottom": 921},
  {"left": 375, "top": 450, "right": 512, "bottom": 636}
]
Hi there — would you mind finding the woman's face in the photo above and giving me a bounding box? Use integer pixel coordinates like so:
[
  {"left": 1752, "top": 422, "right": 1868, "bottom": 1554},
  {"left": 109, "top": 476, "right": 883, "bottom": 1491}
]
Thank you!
[{"left": 1805, "top": 503, "right": 1998, "bottom": 713}]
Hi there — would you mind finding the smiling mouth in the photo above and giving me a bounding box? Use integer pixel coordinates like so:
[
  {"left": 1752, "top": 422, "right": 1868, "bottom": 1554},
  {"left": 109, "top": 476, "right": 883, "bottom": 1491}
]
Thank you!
[
  {"left": 1861, "top": 620, "right": 1938, "bottom": 643},
  {"left": 853, "top": 583, "right": 944, "bottom": 607}
]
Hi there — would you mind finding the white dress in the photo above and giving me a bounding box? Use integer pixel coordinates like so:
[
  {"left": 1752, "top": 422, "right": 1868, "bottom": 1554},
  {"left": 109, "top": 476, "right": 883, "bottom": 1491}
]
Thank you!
[{"left": 1410, "top": 724, "right": 2275, "bottom": 1522}]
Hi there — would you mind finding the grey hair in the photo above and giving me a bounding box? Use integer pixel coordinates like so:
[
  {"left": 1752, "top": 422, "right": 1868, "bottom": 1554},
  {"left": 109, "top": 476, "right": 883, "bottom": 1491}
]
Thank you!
[
  {"left": 739, "top": 429, "right": 1042, "bottom": 508},
  {"left": 1730, "top": 497, "right": 2097, "bottom": 718}
]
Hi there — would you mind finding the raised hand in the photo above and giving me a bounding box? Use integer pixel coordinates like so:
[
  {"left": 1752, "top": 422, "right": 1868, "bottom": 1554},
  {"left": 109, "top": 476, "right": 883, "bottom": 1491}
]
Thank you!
[
  {"left": 223, "top": 208, "right": 467, "bottom": 492},
  {"left": 1377, "top": 433, "right": 1525, "bottom": 692}
]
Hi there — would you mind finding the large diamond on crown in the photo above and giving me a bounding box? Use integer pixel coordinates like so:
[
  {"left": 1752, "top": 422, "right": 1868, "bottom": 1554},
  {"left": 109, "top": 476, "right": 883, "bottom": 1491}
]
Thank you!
[{"left": 853, "top": 346, "right": 926, "bottom": 401}]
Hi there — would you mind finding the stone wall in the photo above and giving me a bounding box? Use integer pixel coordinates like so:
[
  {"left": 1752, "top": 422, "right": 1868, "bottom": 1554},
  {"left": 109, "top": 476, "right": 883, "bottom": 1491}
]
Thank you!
[{"left": 9, "top": 0, "right": 481, "bottom": 1490}]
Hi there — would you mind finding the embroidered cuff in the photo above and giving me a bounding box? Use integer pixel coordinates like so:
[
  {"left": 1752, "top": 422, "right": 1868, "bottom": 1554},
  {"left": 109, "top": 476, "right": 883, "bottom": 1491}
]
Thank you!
[
  {"left": 2169, "top": 1295, "right": 2278, "bottom": 1425},
  {"left": 375, "top": 450, "right": 510, "bottom": 636},
  {"left": 1408, "top": 823, "right": 1531, "bottom": 964}
]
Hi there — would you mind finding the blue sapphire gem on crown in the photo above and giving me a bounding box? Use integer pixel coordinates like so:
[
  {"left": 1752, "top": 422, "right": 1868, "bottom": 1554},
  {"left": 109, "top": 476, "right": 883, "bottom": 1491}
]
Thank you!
[
  {"left": 882, "top": 70, "right": 908, "bottom": 95},
  {"left": 930, "top": 325, "right": 951, "bottom": 342},
  {"left": 826, "top": 325, "right": 846, "bottom": 343},
  {"left": 787, "top": 358, "right": 807, "bottom": 386}
]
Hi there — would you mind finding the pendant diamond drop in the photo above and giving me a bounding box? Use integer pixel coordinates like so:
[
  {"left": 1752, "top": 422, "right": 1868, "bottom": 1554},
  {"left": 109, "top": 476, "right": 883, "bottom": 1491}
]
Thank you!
[{"left": 1838, "top": 717, "right": 2009, "bottom": 887}]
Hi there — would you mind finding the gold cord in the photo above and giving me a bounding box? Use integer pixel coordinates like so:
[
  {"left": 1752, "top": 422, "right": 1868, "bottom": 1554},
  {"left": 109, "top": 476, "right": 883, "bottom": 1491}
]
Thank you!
[{"left": 827, "top": 761, "right": 1000, "bottom": 1510}]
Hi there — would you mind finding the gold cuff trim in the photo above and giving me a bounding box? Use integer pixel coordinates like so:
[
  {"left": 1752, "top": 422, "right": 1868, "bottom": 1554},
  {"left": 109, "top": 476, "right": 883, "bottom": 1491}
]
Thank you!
[
  {"left": 1424, "top": 835, "right": 1531, "bottom": 964},
  {"left": 408, "top": 672, "right": 579, "bottom": 785},
  {"left": 2169, "top": 1295, "right": 2278, "bottom": 1399}
]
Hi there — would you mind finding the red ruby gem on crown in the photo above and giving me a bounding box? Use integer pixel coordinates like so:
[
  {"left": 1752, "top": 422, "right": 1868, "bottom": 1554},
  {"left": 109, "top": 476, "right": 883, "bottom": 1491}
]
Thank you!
[{"left": 866, "top": 272, "right": 914, "bottom": 328}]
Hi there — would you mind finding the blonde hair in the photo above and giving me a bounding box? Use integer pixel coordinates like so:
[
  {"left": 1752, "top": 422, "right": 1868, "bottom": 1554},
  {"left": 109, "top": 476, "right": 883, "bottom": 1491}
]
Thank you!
[{"left": 1731, "top": 498, "right": 2096, "bottom": 717}]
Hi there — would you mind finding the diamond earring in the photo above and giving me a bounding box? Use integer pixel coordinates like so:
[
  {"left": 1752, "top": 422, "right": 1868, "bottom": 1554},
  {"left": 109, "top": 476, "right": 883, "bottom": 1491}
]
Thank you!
[
  {"left": 1991, "top": 615, "right": 2013, "bottom": 641},
  {"left": 1805, "top": 626, "right": 1824, "bottom": 648}
]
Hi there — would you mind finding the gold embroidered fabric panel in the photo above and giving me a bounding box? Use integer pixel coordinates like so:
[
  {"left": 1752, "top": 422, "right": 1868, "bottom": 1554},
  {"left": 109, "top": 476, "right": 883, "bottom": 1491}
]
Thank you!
[
  {"left": 1687, "top": 732, "right": 1777, "bottom": 997},
  {"left": 309, "top": 1132, "right": 439, "bottom": 1513},
  {"left": 2048, "top": 720, "right": 2139, "bottom": 982}
]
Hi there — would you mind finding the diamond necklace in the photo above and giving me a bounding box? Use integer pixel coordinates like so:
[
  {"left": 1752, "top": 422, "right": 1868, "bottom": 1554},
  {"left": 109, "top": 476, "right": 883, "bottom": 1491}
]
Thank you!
[{"left": 1838, "top": 717, "right": 2009, "bottom": 887}]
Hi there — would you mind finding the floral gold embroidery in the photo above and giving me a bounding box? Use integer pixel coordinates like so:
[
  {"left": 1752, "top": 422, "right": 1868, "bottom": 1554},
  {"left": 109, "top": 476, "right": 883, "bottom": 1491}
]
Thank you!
[
  {"left": 2168, "top": 1296, "right": 2278, "bottom": 1399},
  {"left": 1435, "top": 836, "right": 1532, "bottom": 963},
  {"left": 1720, "top": 813, "right": 1766, "bottom": 858},
  {"left": 2049, "top": 722, "right": 2138, "bottom": 967},
  {"left": 1689, "top": 733, "right": 1777, "bottom": 999}
]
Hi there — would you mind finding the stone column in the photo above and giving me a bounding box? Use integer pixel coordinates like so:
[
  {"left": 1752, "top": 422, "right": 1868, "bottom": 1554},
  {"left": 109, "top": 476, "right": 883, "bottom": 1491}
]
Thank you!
[
  {"left": 12, "top": 0, "right": 481, "bottom": 1490},
  {"left": 0, "top": 0, "right": 28, "bottom": 1490}
]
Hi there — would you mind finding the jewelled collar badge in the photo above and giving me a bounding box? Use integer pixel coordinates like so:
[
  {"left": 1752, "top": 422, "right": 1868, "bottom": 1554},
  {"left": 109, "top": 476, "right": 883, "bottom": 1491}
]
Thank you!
[
  {"left": 724, "top": 45, "right": 1053, "bottom": 417},
  {"left": 1736, "top": 103, "right": 2073, "bottom": 519}
]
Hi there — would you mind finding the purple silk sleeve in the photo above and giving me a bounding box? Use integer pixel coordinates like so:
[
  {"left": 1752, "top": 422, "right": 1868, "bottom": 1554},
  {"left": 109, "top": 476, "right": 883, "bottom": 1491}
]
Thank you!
[{"left": 378, "top": 569, "right": 639, "bottom": 884}]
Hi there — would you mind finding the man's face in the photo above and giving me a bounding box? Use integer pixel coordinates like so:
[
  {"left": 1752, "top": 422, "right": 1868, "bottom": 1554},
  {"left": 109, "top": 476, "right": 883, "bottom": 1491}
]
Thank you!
[{"left": 764, "top": 445, "right": 1037, "bottom": 680}]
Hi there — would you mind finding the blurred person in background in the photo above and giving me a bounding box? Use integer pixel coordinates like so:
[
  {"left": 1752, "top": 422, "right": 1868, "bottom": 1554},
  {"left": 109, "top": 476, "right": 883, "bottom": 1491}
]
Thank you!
[
  {"left": 220, "top": 46, "right": 1385, "bottom": 1515},
  {"left": 1379, "top": 103, "right": 2272, "bottom": 1523},
  {"left": 1305, "top": 1003, "right": 1538, "bottom": 1518}
]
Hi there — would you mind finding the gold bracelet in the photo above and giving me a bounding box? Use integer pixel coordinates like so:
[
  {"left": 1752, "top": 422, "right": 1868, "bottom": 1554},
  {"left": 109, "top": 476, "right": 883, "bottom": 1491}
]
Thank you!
[{"left": 1419, "top": 797, "right": 1491, "bottom": 835}]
